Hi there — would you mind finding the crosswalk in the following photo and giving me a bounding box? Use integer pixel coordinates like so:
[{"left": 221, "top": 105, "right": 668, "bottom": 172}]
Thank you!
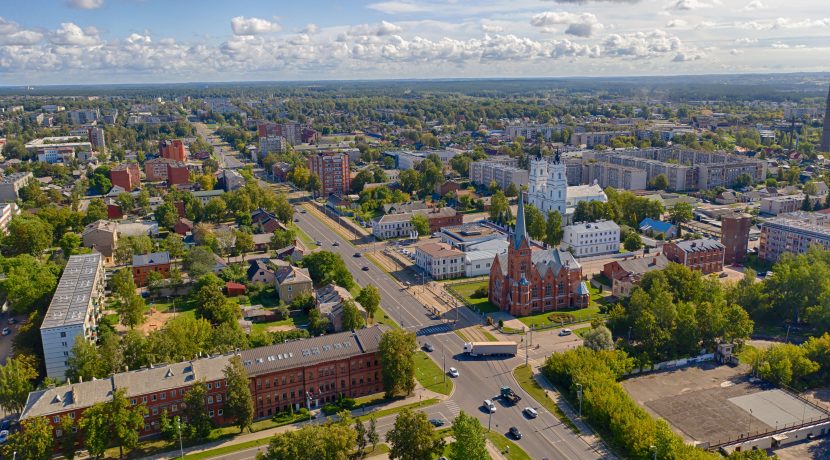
[
  {"left": 442, "top": 400, "right": 461, "bottom": 418},
  {"left": 416, "top": 323, "right": 453, "bottom": 336}
]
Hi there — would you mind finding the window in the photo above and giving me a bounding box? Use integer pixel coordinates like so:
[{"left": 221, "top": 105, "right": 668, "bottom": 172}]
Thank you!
[
  {"left": 60, "top": 332, "right": 67, "bottom": 338},
  {"left": 207, "top": 383, "right": 212, "bottom": 390},
  {"left": 172, "top": 404, "right": 178, "bottom": 412},
  {"left": 161, "top": 393, "right": 166, "bottom": 400},
  {"left": 209, "top": 410, "right": 214, "bottom": 417},
  {"left": 151, "top": 394, "right": 157, "bottom": 401},
  {"left": 208, "top": 396, "right": 214, "bottom": 404},
  {"left": 217, "top": 394, "right": 223, "bottom": 402},
  {"left": 61, "top": 342, "right": 68, "bottom": 347},
  {"left": 152, "top": 407, "right": 158, "bottom": 415},
  {"left": 53, "top": 415, "right": 60, "bottom": 423},
  {"left": 218, "top": 409, "right": 224, "bottom": 416},
  {"left": 142, "top": 396, "right": 147, "bottom": 403},
  {"left": 69, "top": 412, "right": 75, "bottom": 419}
]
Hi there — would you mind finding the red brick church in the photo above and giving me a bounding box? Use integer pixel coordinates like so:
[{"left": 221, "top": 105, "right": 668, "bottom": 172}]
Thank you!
[{"left": 489, "top": 194, "right": 589, "bottom": 316}]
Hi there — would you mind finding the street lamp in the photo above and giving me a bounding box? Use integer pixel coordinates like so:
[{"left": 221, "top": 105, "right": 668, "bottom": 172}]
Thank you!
[
  {"left": 176, "top": 416, "right": 184, "bottom": 459},
  {"left": 488, "top": 408, "right": 493, "bottom": 432},
  {"left": 576, "top": 383, "right": 583, "bottom": 419},
  {"left": 650, "top": 445, "right": 657, "bottom": 460}
]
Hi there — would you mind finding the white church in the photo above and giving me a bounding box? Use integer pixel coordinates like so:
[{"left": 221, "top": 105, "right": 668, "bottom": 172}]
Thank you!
[{"left": 528, "top": 153, "right": 607, "bottom": 220}]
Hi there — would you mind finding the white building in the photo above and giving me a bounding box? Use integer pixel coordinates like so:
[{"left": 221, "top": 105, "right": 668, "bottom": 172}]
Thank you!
[
  {"left": 223, "top": 169, "right": 245, "bottom": 192},
  {"left": 529, "top": 154, "right": 607, "bottom": 218},
  {"left": 40, "top": 253, "right": 105, "bottom": 379},
  {"left": 759, "top": 212, "right": 830, "bottom": 262},
  {"left": 470, "top": 159, "right": 528, "bottom": 191},
  {"left": 37, "top": 146, "right": 75, "bottom": 164},
  {"left": 259, "top": 136, "right": 286, "bottom": 157},
  {"left": 372, "top": 214, "right": 416, "bottom": 239},
  {"left": 562, "top": 220, "right": 620, "bottom": 258},
  {"left": 463, "top": 239, "right": 507, "bottom": 277},
  {"left": 414, "top": 242, "right": 465, "bottom": 280},
  {"left": 0, "top": 172, "right": 34, "bottom": 202},
  {"left": 0, "top": 202, "right": 20, "bottom": 234},
  {"left": 566, "top": 182, "right": 608, "bottom": 213},
  {"left": 760, "top": 194, "right": 821, "bottom": 216}
]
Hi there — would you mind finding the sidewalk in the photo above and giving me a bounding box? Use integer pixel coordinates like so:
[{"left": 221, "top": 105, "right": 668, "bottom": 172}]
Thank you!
[{"left": 144, "top": 386, "right": 448, "bottom": 460}]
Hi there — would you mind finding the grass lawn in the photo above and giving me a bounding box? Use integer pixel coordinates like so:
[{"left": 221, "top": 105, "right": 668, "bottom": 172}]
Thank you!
[
  {"left": 512, "top": 365, "right": 579, "bottom": 434},
  {"left": 574, "top": 326, "right": 591, "bottom": 338},
  {"left": 250, "top": 311, "right": 309, "bottom": 334},
  {"left": 479, "top": 327, "right": 497, "bottom": 341},
  {"left": 449, "top": 280, "right": 499, "bottom": 314},
  {"left": 356, "top": 398, "right": 439, "bottom": 422},
  {"left": 414, "top": 351, "right": 453, "bottom": 395},
  {"left": 247, "top": 287, "right": 280, "bottom": 307},
  {"left": 184, "top": 438, "right": 271, "bottom": 459},
  {"left": 486, "top": 432, "right": 532, "bottom": 460},
  {"left": 517, "top": 302, "right": 602, "bottom": 329}
]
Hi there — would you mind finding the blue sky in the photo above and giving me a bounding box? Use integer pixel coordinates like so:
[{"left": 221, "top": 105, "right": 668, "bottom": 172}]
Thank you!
[{"left": 0, "top": 0, "right": 828, "bottom": 84}]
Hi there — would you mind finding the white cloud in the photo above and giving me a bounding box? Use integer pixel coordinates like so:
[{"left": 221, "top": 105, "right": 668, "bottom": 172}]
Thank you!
[
  {"left": 771, "top": 42, "right": 789, "bottom": 48},
  {"left": 0, "top": 17, "right": 43, "bottom": 46},
  {"left": 739, "top": 17, "right": 830, "bottom": 30},
  {"left": 531, "top": 12, "right": 604, "bottom": 37},
  {"left": 67, "top": 0, "right": 104, "bottom": 9},
  {"left": 366, "top": 1, "right": 429, "bottom": 14},
  {"left": 672, "top": 51, "right": 704, "bottom": 61},
  {"left": 730, "top": 48, "right": 743, "bottom": 55},
  {"left": 481, "top": 22, "right": 503, "bottom": 33},
  {"left": 735, "top": 37, "right": 758, "bottom": 44},
  {"left": 301, "top": 24, "right": 318, "bottom": 34},
  {"left": 376, "top": 20, "right": 403, "bottom": 36},
  {"left": 50, "top": 23, "right": 100, "bottom": 46},
  {"left": 670, "top": 0, "right": 720, "bottom": 11},
  {"left": 743, "top": 0, "right": 766, "bottom": 11},
  {"left": 547, "top": 0, "right": 640, "bottom": 3},
  {"left": 666, "top": 19, "right": 687, "bottom": 28},
  {"left": 230, "top": 17, "right": 281, "bottom": 36},
  {"left": 602, "top": 30, "right": 684, "bottom": 58}
]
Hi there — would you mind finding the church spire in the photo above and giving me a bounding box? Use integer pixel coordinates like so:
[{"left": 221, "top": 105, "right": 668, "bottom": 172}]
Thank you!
[{"left": 514, "top": 193, "right": 528, "bottom": 250}]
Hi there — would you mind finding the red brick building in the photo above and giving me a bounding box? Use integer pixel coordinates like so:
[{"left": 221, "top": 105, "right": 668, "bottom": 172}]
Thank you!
[
  {"left": 489, "top": 195, "right": 589, "bottom": 316},
  {"left": 110, "top": 163, "right": 140, "bottom": 191},
  {"left": 131, "top": 252, "right": 171, "bottom": 286},
  {"left": 166, "top": 161, "right": 190, "bottom": 186},
  {"left": 307, "top": 152, "right": 350, "bottom": 196},
  {"left": 721, "top": 213, "right": 752, "bottom": 264},
  {"left": 20, "top": 326, "right": 389, "bottom": 444},
  {"left": 663, "top": 238, "right": 725, "bottom": 274},
  {"left": 159, "top": 139, "right": 186, "bottom": 162},
  {"left": 414, "top": 207, "right": 463, "bottom": 233}
]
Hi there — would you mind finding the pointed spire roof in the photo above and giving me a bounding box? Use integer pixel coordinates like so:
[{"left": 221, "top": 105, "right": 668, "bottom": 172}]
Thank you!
[{"left": 514, "top": 193, "right": 528, "bottom": 250}]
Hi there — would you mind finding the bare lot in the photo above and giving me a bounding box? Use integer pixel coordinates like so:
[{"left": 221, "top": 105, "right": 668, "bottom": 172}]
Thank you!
[{"left": 622, "top": 363, "right": 825, "bottom": 447}]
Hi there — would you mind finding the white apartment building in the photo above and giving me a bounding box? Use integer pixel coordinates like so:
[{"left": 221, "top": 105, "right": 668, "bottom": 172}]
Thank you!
[
  {"left": 562, "top": 220, "right": 621, "bottom": 258},
  {"left": 372, "top": 213, "right": 416, "bottom": 239},
  {"left": 40, "top": 253, "right": 106, "bottom": 379},
  {"left": 259, "top": 136, "right": 286, "bottom": 156},
  {"left": 505, "top": 124, "right": 564, "bottom": 141},
  {"left": 760, "top": 194, "right": 822, "bottom": 216},
  {"left": 759, "top": 212, "right": 830, "bottom": 262},
  {"left": 0, "top": 202, "right": 19, "bottom": 234},
  {"left": 414, "top": 242, "right": 465, "bottom": 280},
  {"left": 470, "top": 159, "right": 528, "bottom": 191},
  {"left": 0, "top": 172, "right": 34, "bottom": 202}
]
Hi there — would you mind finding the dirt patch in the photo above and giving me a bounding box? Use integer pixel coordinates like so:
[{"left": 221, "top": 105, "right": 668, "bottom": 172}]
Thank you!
[
  {"left": 265, "top": 324, "right": 296, "bottom": 333},
  {"left": 113, "top": 308, "right": 178, "bottom": 336}
]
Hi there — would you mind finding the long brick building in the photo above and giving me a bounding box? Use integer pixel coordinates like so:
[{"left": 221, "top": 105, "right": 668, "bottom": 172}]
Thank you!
[
  {"left": 21, "top": 325, "right": 388, "bottom": 442},
  {"left": 489, "top": 194, "right": 589, "bottom": 316}
]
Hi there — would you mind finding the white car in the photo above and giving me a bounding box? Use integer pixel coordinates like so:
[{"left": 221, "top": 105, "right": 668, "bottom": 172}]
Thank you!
[
  {"left": 448, "top": 367, "right": 459, "bottom": 378},
  {"left": 524, "top": 407, "right": 538, "bottom": 418},
  {"left": 483, "top": 399, "right": 496, "bottom": 413},
  {"left": 558, "top": 328, "right": 572, "bottom": 336}
]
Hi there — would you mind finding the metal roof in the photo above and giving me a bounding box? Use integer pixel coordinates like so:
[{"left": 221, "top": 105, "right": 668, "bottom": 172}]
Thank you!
[
  {"left": 132, "top": 251, "right": 170, "bottom": 267},
  {"left": 40, "top": 253, "right": 102, "bottom": 329}
]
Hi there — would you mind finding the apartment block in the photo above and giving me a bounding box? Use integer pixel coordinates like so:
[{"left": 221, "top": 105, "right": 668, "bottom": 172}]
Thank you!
[
  {"left": 166, "top": 162, "right": 190, "bottom": 186},
  {"left": 40, "top": 254, "right": 106, "bottom": 379},
  {"left": 505, "top": 124, "right": 564, "bottom": 141},
  {"left": 159, "top": 139, "right": 186, "bottom": 162},
  {"left": 0, "top": 172, "right": 34, "bottom": 202},
  {"left": 68, "top": 109, "right": 100, "bottom": 125},
  {"left": 759, "top": 212, "right": 830, "bottom": 262},
  {"left": 470, "top": 158, "right": 528, "bottom": 191},
  {"left": 0, "top": 202, "right": 20, "bottom": 234},
  {"left": 144, "top": 158, "right": 171, "bottom": 181},
  {"left": 760, "top": 194, "right": 822, "bottom": 216},
  {"left": 110, "top": 163, "right": 141, "bottom": 191},
  {"left": 581, "top": 161, "right": 648, "bottom": 190},
  {"left": 570, "top": 131, "right": 632, "bottom": 148},
  {"left": 663, "top": 238, "right": 725, "bottom": 274},
  {"left": 307, "top": 152, "right": 350, "bottom": 196}
]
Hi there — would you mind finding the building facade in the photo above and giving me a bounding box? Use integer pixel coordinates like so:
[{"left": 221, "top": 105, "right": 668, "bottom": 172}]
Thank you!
[
  {"left": 562, "top": 220, "right": 621, "bottom": 258},
  {"left": 144, "top": 158, "right": 172, "bottom": 181},
  {"left": 581, "top": 161, "right": 648, "bottom": 190},
  {"left": 528, "top": 153, "right": 568, "bottom": 214},
  {"left": 0, "top": 202, "right": 19, "bottom": 234},
  {"left": 570, "top": 131, "right": 632, "bottom": 148},
  {"left": 82, "top": 220, "right": 118, "bottom": 264},
  {"left": 721, "top": 213, "right": 752, "bottom": 264},
  {"left": 307, "top": 152, "right": 350, "bottom": 196},
  {"left": 663, "top": 238, "right": 725, "bottom": 274},
  {"left": 159, "top": 139, "right": 186, "bottom": 162},
  {"left": 489, "top": 195, "right": 589, "bottom": 316},
  {"left": 110, "top": 163, "right": 141, "bottom": 191},
  {"left": 414, "top": 242, "right": 465, "bottom": 280},
  {"left": 37, "top": 146, "right": 75, "bottom": 164},
  {"left": 40, "top": 254, "right": 106, "bottom": 379},
  {"left": 132, "top": 252, "right": 171, "bottom": 287},
  {"left": 602, "top": 255, "right": 670, "bottom": 298},
  {"left": 759, "top": 212, "right": 830, "bottom": 262},
  {"left": 760, "top": 194, "right": 821, "bottom": 216},
  {"left": 0, "top": 172, "right": 34, "bottom": 202},
  {"left": 167, "top": 161, "right": 190, "bottom": 186},
  {"left": 470, "top": 158, "right": 529, "bottom": 191}
]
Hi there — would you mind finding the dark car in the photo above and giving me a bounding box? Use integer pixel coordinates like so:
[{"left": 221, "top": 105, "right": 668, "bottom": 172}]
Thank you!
[
  {"left": 362, "top": 266, "right": 370, "bottom": 271},
  {"left": 423, "top": 343, "right": 434, "bottom": 352},
  {"left": 353, "top": 253, "right": 362, "bottom": 258},
  {"left": 509, "top": 427, "right": 522, "bottom": 439},
  {"left": 429, "top": 418, "right": 445, "bottom": 427},
  {"left": 332, "top": 241, "right": 339, "bottom": 247}
]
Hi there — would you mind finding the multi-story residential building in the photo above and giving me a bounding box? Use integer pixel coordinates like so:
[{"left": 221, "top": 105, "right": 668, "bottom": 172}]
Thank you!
[
  {"left": 505, "top": 124, "right": 564, "bottom": 141},
  {"left": 470, "top": 158, "right": 528, "bottom": 191},
  {"left": 37, "top": 146, "right": 75, "bottom": 164},
  {"left": 602, "top": 255, "right": 670, "bottom": 298},
  {"left": 67, "top": 108, "right": 100, "bottom": 125},
  {"left": 760, "top": 194, "right": 821, "bottom": 216},
  {"left": 275, "top": 264, "right": 313, "bottom": 303},
  {"left": 372, "top": 213, "right": 415, "bottom": 239},
  {"left": 159, "top": 139, "right": 186, "bottom": 162},
  {"left": 110, "top": 163, "right": 141, "bottom": 191},
  {"left": 721, "top": 213, "right": 752, "bottom": 264},
  {"left": 40, "top": 253, "right": 105, "bottom": 379},
  {"left": 132, "top": 252, "right": 171, "bottom": 287},
  {"left": 385, "top": 149, "right": 460, "bottom": 170},
  {"left": 258, "top": 121, "right": 303, "bottom": 145},
  {"left": 224, "top": 169, "right": 245, "bottom": 191},
  {"left": 0, "top": 172, "right": 34, "bottom": 202},
  {"left": 414, "top": 242, "right": 465, "bottom": 280},
  {"left": 259, "top": 136, "right": 286, "bottom": 156},
  {"left": 87, "top": 126, "right": 106, "bottom": 149},
  {"left": 570, "top": 131, "right": 632, "bottom": 148},
  {"left": 489, "top": 195, "right": 589, "bottom": 316},
  {"left": 418, "top": 207, "right": 463, "bottom": 233},
  {"left": 82, "top": 220, "right": 118, "bottom": 264},
  {"left": 307, "top": 152, "right": 350, "bottom": 196},
  {"left": 581, "top": 161, "right": 648, "bottom": 190},
  {"left": 144, "top": 157, "right": 172, "bottom": 181},
  {"left": 759, "top": 212, "right": 830, "bottom": 262},
  {"left": 0, "top": 202, "right": 20, "bottom": 234},
  {"left": 663, "top": 238, "right": 725, "bottom": 274},
  {"left": 166, "top": 161, "right": 190, "bottom": 186},
  {"left": 562, "top": 220, "right": 621, "bottom": 258}
]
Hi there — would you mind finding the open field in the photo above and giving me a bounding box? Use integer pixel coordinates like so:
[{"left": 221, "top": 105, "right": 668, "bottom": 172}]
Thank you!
[{"left": 448, "top": 280, "right": 498, "bottom": 313}]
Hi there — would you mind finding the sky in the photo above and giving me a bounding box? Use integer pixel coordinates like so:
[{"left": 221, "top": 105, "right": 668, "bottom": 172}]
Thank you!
[{"left": 0, "top": 0, "right": 828, "bottom": 85}]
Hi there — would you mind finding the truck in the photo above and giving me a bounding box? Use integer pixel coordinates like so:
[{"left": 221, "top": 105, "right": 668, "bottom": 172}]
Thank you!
[
  {"left": 463, "top": 341, "right": 518, "bottom": 357},
  {"left": 500, "top": 386, "right": 521, "bottom": 405}
]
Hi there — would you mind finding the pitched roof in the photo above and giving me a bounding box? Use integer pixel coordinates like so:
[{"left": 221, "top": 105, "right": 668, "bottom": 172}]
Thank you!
[
  {"left": 513, "top": 193, "right": 528, "bottom": 250},
  {"left": 132, "top": 251, "right": 170, "bottom": 267},
  {"left": 275, "top": 265, "right": 311, "bottom": 285},
  {"left": 673, "top": 238, "right": 725, "bottom": 252},
  {"left": 531, "top": 248, "right": 579, "bottom": 276},
  {"left": 638, "top": 217, "right": 675, "bottom": 234},
  {"left": 610, "top": 255, "right": 670, "bottom": 278},
  {"left": 247, "top": 258, "right": 275, "bottom": 280}
]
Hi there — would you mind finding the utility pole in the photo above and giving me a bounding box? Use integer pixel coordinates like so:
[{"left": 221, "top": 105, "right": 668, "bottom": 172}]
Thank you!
[
  {"left": 488, "top": 408, "right": 492, "bottom": 432},
  {"left": 443, "top": 346, "right": 446, "bottom": 383},
  {"left": 576, "top": 383, "right": 583, "bottom": 419},
  {"left": 525, "top": 326, "right": 529, "bottom": 368},
  {"left": 176, "top": 416, "right": 184, "bottom": 459},
  {"left": 650, "top": 445, "right": 657, "bottom": 460}
]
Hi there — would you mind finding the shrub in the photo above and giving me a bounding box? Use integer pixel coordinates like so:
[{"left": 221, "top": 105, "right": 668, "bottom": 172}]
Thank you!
[
  {"left": 547, "top": 312, "right": 575, "bottom": 324},
  {"left": 472, "top": 286, "right": 488, "bottom": 298}
]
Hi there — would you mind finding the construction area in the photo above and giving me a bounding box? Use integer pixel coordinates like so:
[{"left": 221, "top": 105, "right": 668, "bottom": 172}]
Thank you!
[{"left": 622, "top": 363, "right": 830, "bottom": 450}]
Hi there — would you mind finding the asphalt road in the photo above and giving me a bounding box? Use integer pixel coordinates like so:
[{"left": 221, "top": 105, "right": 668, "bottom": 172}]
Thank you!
[{"left": 293, "top": 208, "right": 602, "bottom": 460}]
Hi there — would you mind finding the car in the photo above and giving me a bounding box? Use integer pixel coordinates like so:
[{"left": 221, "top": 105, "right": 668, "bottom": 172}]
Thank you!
[
  {"left": 294, "top": 218, "right": 299, "bottom": 222},
  {"left": 558, "top": 328, "right": 572, "bottom": 336},
  {"left": 524, "top": 407, "right": 538, "bottom": 418},
  {"left": 718, "top": 272, "right": 729, "bottom": 278},
  {"left": 483, "top": 399, "right": 496, "bottom": 413},
  {"left": 1, "top": 328, "right": 9, "bottom": 336},
  {"left": 362, "top": 266, "right": 370, "bottom": 271},
  {"left": 332, "top": 241, "right": 339, "bottom": 247},
  {"left": 0, "top": 430, "right": 8, "bottom": 444},
  {"left": 315, "top": 240, "right": 322, "bottom": 246},
  {"left": 429, "top": 418, "right": 445, "bottom": 427},
  {"left": 423, "top": 343, "right": 434, "bottom": 352},
  {"left": 448, "top": 367, "right": 459, "bottom": 378},
  {"left": 300, "top": 209, "right": 307, "bottom": 214},
  {"left": 509, "top": 426, "right": 522, "bottom": 439},
  {"left": 353, "top": 253, "right": 362, "bottom": 258},
  {"left": 7, "top": 318, "right": 15, "bottom": 325}
]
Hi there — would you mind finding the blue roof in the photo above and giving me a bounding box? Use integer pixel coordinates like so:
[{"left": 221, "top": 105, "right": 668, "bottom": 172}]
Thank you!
[{"left": 638, "top": 217, "right": 675, "bottom": 234}]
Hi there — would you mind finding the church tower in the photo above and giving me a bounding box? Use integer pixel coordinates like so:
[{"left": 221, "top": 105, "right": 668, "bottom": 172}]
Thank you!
[
  {"left": 546, "top": 152, "right": 567, "bottom": 215},
  {"left": 528, "top": 155, "right": 548, "bottom": 212},
  {"left": 508, "top": 194, "right": 533, "bottom": 315}
]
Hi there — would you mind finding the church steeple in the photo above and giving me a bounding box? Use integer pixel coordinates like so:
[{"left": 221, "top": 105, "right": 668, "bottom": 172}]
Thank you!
[{"left": 514, "top": 193, "right": 528, "bottom": 250}]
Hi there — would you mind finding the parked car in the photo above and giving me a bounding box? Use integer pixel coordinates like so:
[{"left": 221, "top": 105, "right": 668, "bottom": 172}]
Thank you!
[
  {"left": 429, "top": 418, "right": 445, "bottom": 427},
  {"left": 483, "top": 399, "right": 496, "bottom": 413},
  {"left": 315, "top": 240, "right": 322, "bottom": 246},
  {"left": 423, "top": 343, "right": 434, "bottom": 352},
  {"left": 718, "top": 272, "right": 728, "bottom": 278},
  {"left": 6, "top": 318, "right": 15, "bottom": 325},
  {"left": 524, "top": 407, "right": 538, "bottom": 418},
  {"left": 362, "top": 266, "right": 370, "bottom": 271},
  {"left": 558, "top": 328, "right": 572, "bottom": 336},
  {"left": 448, "top": 367, "right": 459, "bottom": 378},
  {"left": 509, "top": 426, "right": 522, "bottom": 439},
  {"left": 332, "top": 241, "right": 339, "bottom": 246},
  {"left": 1, "top": 328, "right": 10, "bottom": 336},
  {"left": 353, "top": 253, "right": 362, "bottom": 258}
]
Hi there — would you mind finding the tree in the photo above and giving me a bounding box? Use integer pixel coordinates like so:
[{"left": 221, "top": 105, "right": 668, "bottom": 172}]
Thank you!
[
  {"left": 450, "top": 411, "right": 487, "bottom": 460},
  {"left": 204, "top": 197, "right": 228, "bottom": 222},
  {"left": 386, "top": 408, "right": 445, "bottom": 460},
  {"left": 399, "top": 169, "right": 421, "bottom": 194},
  {"left": 0, "top": 355, "right": 38, "bottom": 415},
  {"left": 368, "top": 417, "right": 380, "bottom": 451},
  {"left": 67, "top": 335, "right": 106, "bottom": 382},
  {"left": 4, "top": 215, "right": 53, "bottom": 256},
  {"left": 307, "top": 173, "right": 322, "bottom": 195},
  {"left": 341, "top": 299, "right": 366, "bottom": 331},
  {"left": 668, "top": 202, "right": 693, "bottom": 237},
  {"left": 111, "top": 268, "right": 145, "bottom": 329},
  {"left": 184, "top": 381, "right": 213, "bottom": 439},
  {"left": 410, "top": 213, "right": 430, "bottom": 237},
  {"left": 525, "top": 203, "right": 546, "bottom": 241},
  {"left": 80, "top": 388, "right": 147, "bottom": 459},
  {"left": 379, "top": 330, "right": 417, "bottom": 398},
  {"left": 2, "top": 416, "right": 53, "bottom": 460},
  {"left": 583, "top": 325, "right": 614, "bottom": 351},
  {"left": 59, "top": 415, "right": 79, "bottom": 460},
  {"left": 159, "top": 410, "right": 183, "bottom": 442},
  {"left": 224, "top": 355, "right": 254, "bottom": 433},
  {"left": 271, "top": 228, "right": 297, "bottom": 249},
  {"left": 355, "top": 418, "right": 368, "bottom": 457},
  {"left": 85, "top": 198, "right": 108, "bottom": 224},
  {"left": 261, "top": 414, "right": 356, "bottom": 460},
  {"left": 752, "top": 343, "right": 819, "bottom": 387},
  {"left": 155, "top": 202, "right": 179, "bottom": 229},
  {"left": 116, "top": 192, "right": 135, "bottom": 214},
  {"left": 302, "top": 251, "right": 355, "bottom": 289},
  {"left": 274, "top": 193, "right": 294, "bottom": 223},
  {"left": 545, "top": 211, "right": 564, "bottom": 247},
  {"left": 623, "top": 232, "right": 643, "bottom": 251},
  {"left": 59, "top": 232, "right": 82, "bottom": 256},
  {"left": 489, "top": 190, "right": 509, "bottom": 224},
  {"left": 356, "top": 285, "right": 380, "bottom": 323},
  {"left": 650, "top": 174, "right": 669, "bottom": 190},
  {"left": 0, "top": 255, "right": 58, "bottom": 313},
  {"left": 290, "top": 164, "right": 310, "bottom": 189},
  {"left": 184, "top": 246, "right": 217, "bottom": 279},
  {"left": 504, "top": 182, "right": 518, "bottom": 198},
  {"left": 235, "top": 230, "right": 255, "bottom": 256}
]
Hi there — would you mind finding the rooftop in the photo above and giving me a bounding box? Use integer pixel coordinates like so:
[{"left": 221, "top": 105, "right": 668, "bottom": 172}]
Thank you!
[
  {"left": 673, "top": 238, "right": 725, "bottom": 252},
  {"left": 132, "top": 251, "right": 170, "bottom": 267},
  {"left": 416, "top": 241, "right": 464, "bottom": 258},
  {"left": 41, "top": 253, "right": 102, "bottom": 329}
]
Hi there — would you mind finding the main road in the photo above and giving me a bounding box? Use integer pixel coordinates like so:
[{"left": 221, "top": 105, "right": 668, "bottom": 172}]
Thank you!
[{"left": 292, "top": 207, "right": 603, "bottom": 460}]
